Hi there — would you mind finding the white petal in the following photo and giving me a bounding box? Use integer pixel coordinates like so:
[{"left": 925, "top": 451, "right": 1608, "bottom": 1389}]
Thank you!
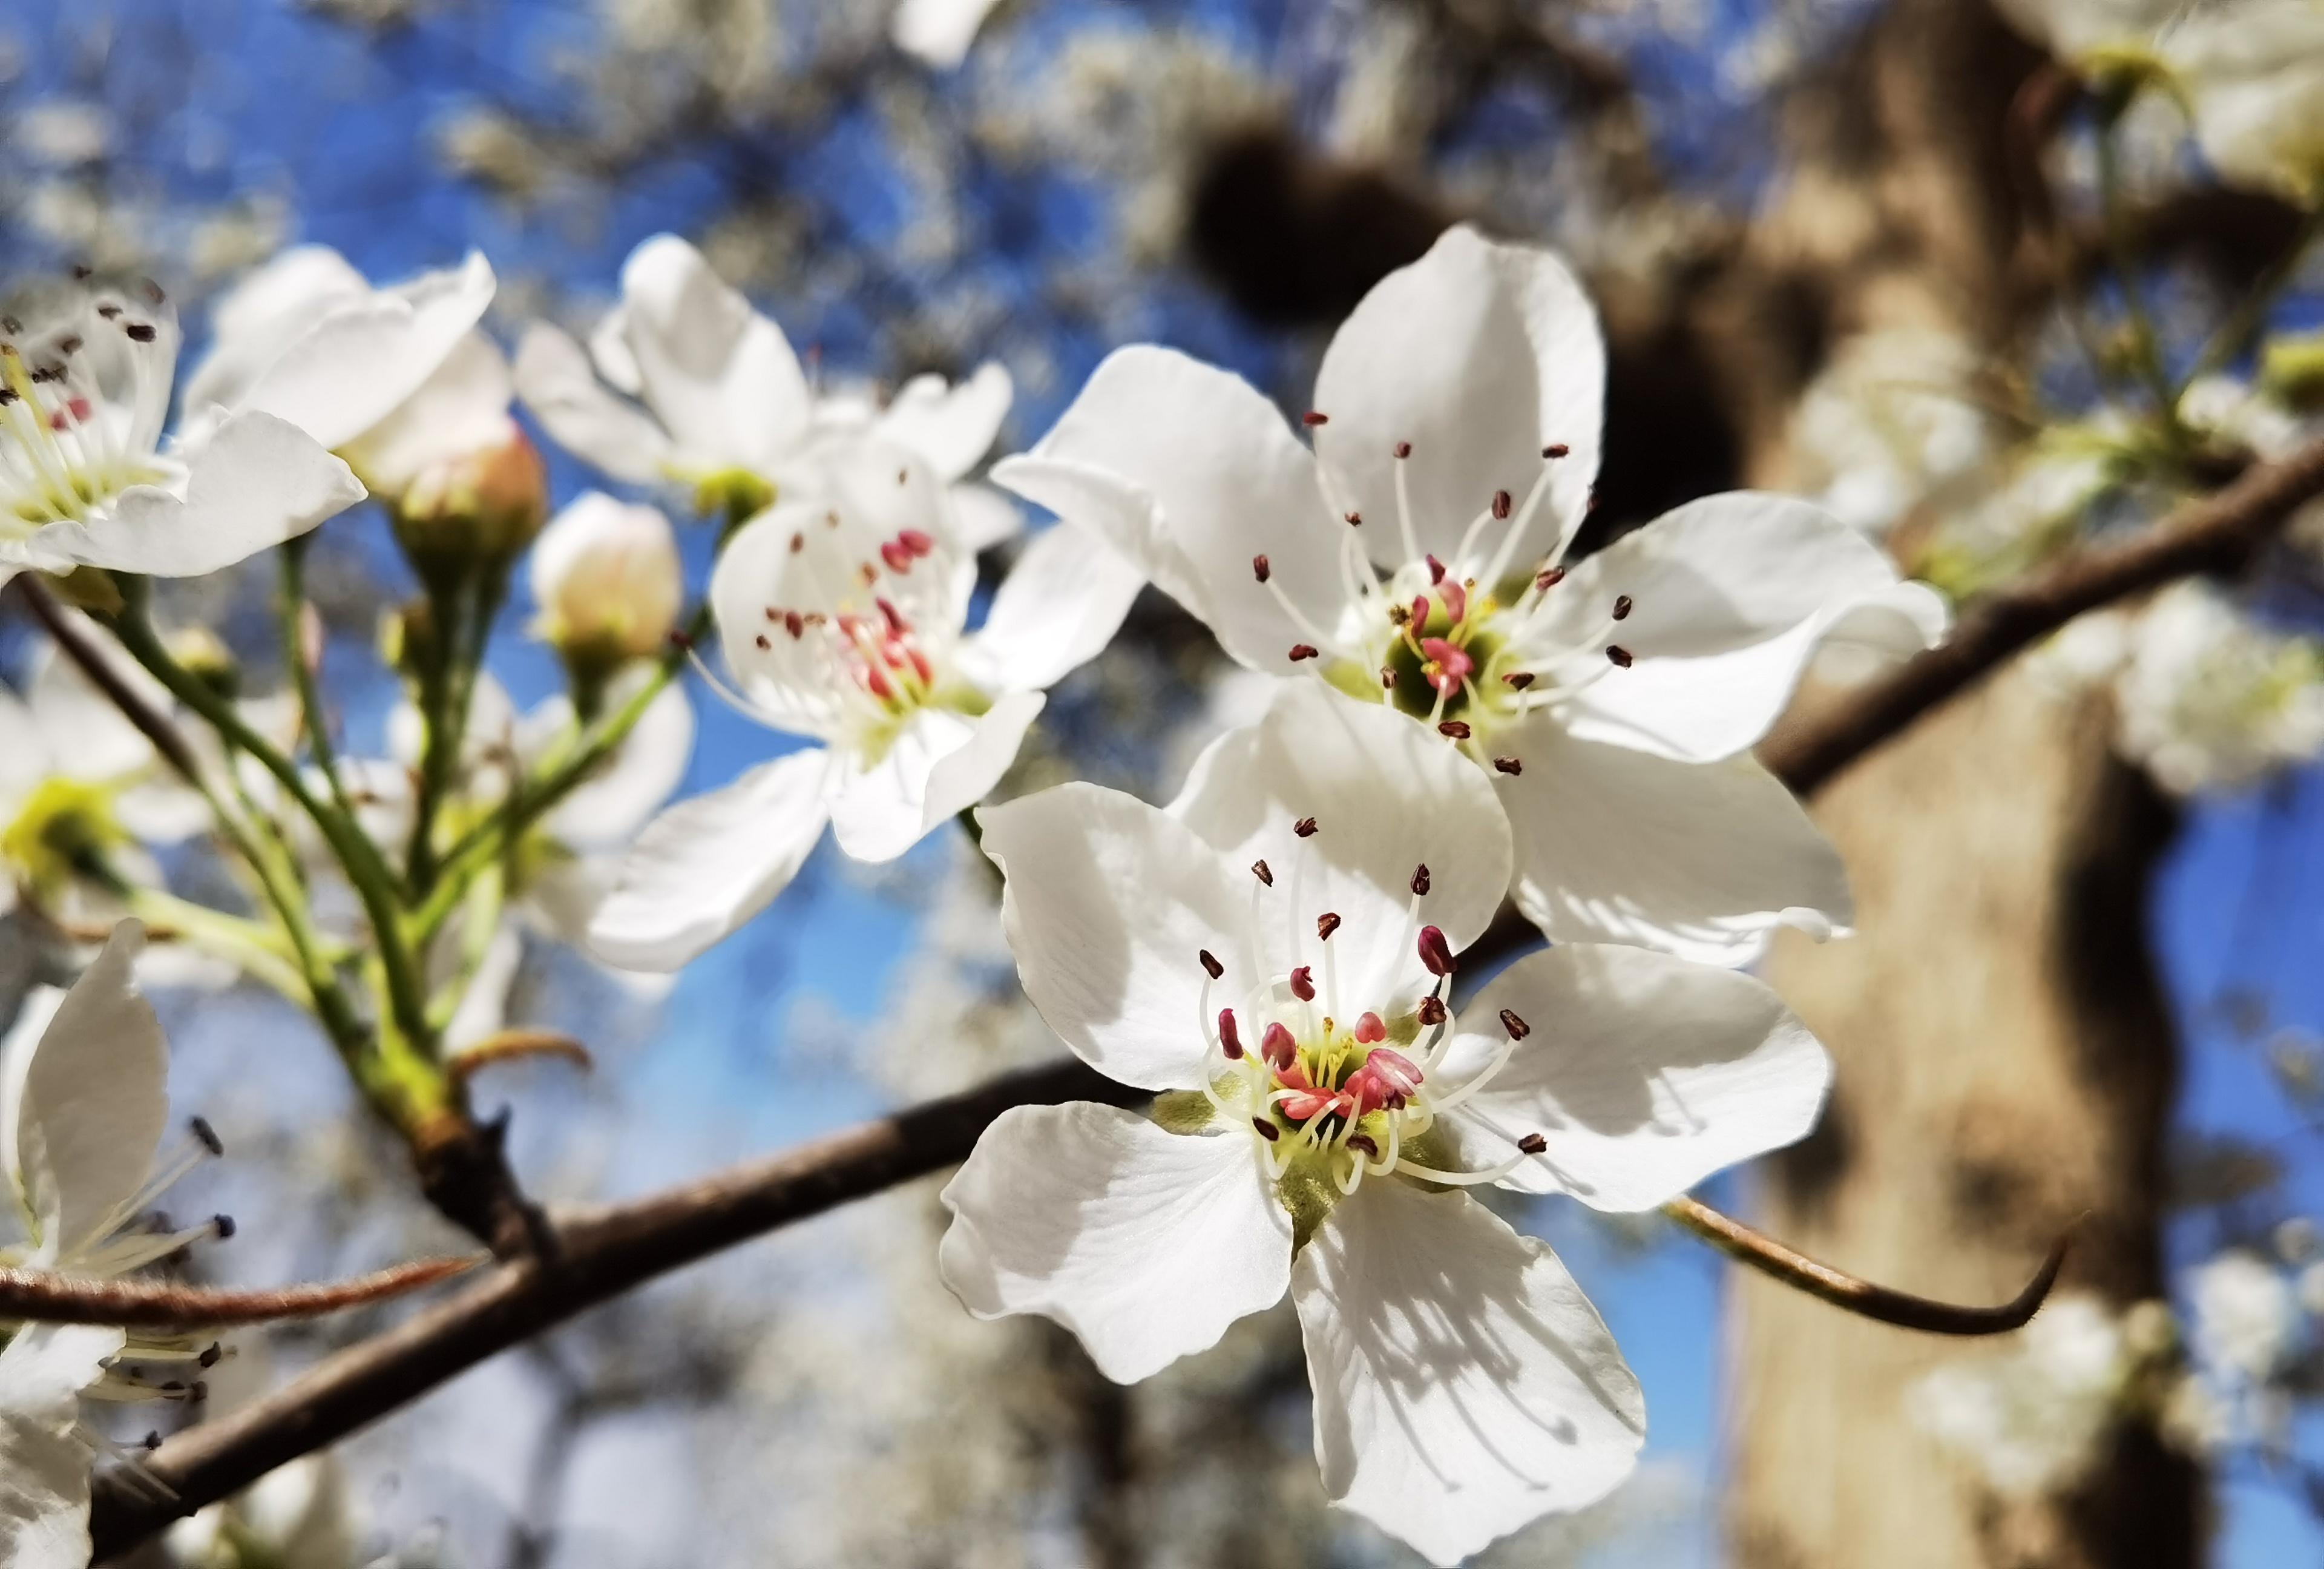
[
  {"left": 826, "top": 691, "right": 1044, "bottom": 863},
  {"left": 1536, "top": 493, "right": 1943, "bottom": 763},
  {"left": 513, "top": 322, "right": 673, "bottom": 484},
  {"left": 619, "top": 234, "right": 810, "bottom": 473},
  {"left": 25, "top": 623, "right": 162, "bottom": 783},
  {"left": 0, "top": 1323, "right": 124, "bottom": 1569},
  {"left": 0, "top": 684, "right": 56, "bottom": 803},
  {"left": 993, "top": 346, "right": 1344, "bottom": 673},
  {"left": 977, "top": 781, "right": 1255, "bottom": 1091},
  {"left": 337, "top": 330, "right": 517, "bottom": 496},
  {"left": 947, "top": 480, "right": 1026, "bottom": 553},
  {"left": 585, "top": 749, "right": 834, "bottom": 972},
  {"left": 442, "top": 919, "right": 524, "bottom": 1054},
  {"left": 40, "top": 412, "right": 363, "bottom": 578},
  {"left": 1295, "top": 1181, "right": 1644, "bottom": 1565},
  {"left": 1167, "top": 681, "right": 1510, "bottom": 997},
  {"left": 875, "top": 363, "right": 1013, "bottom": 479},
  {"left": 545, "top": 683, "right": 695, "bottom": 848},
  {"left": 1437, "top": 945, "right": 1831, "bottom": 1210},
  {"left": 181, "top": 245, "right": 372, "bottom": 421},
  {"left": 1, "top": 921, "right": 166, "bottom": 1262},
  {"left": 223, "top": 252, "right": 497, "bottom": 452},
  {"left": 939, "top": 1102, "right": 1291, "bottom": 1382},
  {"left": 963, "top": 524, "right": 1144, "bottom": 694},
  {"left": 1500, "top": 719, "right": 1850, "bottom": 967},
  {"left": 1312, "top": 226, "right": 1604, "bottom": 574},
  {"left": 891, "top": 0, "right": 1006, "bottom": 68}
]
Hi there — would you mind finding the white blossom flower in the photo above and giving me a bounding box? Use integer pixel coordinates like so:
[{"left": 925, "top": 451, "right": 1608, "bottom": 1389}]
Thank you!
[
  {"left": 2161, "top": 1, "right": 2324, "bottom": 203},
  {"left": 514, "top": 233, "right": 1021, "bottom": 547},
  {"left": 180, "top": 245, "right": 507, "bottom": 490},
  {"left": 165, "top": 1454, "right": 355, "bottom": 1569},
  {"left": 997, "top": 225, "right": 1945, "bottom": 964},
  {"left": 1989, "top": 0, "right": 2183, "bottom": 63},
  {"left": 2191, "top": 1250, "right": 2298, "bottom": 1380},
  {"left": 0, "top": 272, "right": 363, "bottom": 590},
  {"left": 940, "top": 682, "right": 1834, "bottom": 1564},
  {"left": 2055, "top": 581, "right": 2324, "bottom": 794},
  {"left": 891, "top": 0, "right": 1005, "bottom": 68},
  {"left": 1910, "top": 1293, "right": 2145, "bottom": 1499},
  {"left": 528, "top": 492, "right": 686, "bottom": 669},
  {"left": 0, "top": 921, "right": 232, "bottom": 1569},
  {"left": 1786, "top": 327, "right": 1991, "bottom": 539},
  {"left": 588, "top": 440, "right": 1143, "bottom": 971}
]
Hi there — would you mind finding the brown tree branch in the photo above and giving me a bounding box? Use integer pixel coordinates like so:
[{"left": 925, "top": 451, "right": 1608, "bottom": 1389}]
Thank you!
[
  {"left": 14, "top": 578, "right": 203, "bottom": 783},
  {"left": 0, "top": 1257, "right": 482, "bottom": 1329},
  {"left": 88, "top": 429, "right": 2324, "bottom": 1559}
]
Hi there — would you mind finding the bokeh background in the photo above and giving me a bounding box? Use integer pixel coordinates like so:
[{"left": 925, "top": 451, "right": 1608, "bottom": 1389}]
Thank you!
[{"left": 8, "top": 1, "right": 2324, "bottom": 1565}]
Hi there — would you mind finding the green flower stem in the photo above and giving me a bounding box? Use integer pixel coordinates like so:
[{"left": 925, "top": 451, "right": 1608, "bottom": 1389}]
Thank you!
[
  {"left": 120, "top": 883, "right": 313, "bottom": 1005},
  {"left": 410, "top": 600, "right": 710, "bottom": 947},
  {"left": 405, "top": 569, "right": 505, "bottom": 896},
  {"left": 103, "top": 579, "right": 438, "bottom": 1076},
  {"left": 277, "top": 535, "right": 361, "bottom": 826}
]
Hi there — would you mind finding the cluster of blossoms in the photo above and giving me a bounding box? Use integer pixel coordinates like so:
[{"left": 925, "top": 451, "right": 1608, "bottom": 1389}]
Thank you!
[{"left": 0, "top": 215, "right": 1950, "bottom": 1568}]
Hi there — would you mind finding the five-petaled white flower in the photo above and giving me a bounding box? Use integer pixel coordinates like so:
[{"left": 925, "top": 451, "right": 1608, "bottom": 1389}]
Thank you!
[
  {"left": 587, "top": 439, "right": 1143, "bottom": 971},
  {"left": 0, "top": 920, "right": 229, "bottom": 1569},
  {"left": 940, "top": 682, "right": 1834, "bottom": 1564},
  {"left": 0, "top": 272, "right": 363, "bottom": 590},
  {"left": 514, "top": 232, "right": 1022, "bottom": 548},
  {"left": 996, "top": 225, "right": 1946, "bottom": 965}
]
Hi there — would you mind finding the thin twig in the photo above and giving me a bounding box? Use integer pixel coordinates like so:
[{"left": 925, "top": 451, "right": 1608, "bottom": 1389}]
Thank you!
[
  {"left": 1658, "top": 1195, "right": 2067, "bottom": 1336},
  {"left": 85, "top": 430, "right": 2324, "bottom": 1557},
  {"left": 15, "top": 579, "right": 202, "bottom": 782},
  {"left": 448, "top": 1030, "right": 594, "bottom": 1084},
  {"left": 0, "top": 1255, "right": 482, "bottom": 1329}
]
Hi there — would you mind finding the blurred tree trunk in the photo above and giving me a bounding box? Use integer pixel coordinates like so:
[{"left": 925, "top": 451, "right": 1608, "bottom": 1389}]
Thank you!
[
  {"left": 1733, "top": 671, "right": 2198, "bottom": 1569},
  {"left": 1722, "top": 2, "right": 2202, "bottom": 1564}
]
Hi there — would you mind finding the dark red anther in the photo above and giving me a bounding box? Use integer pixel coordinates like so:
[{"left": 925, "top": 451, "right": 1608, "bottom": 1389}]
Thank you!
[
  {"left": 1290, "top": 965, "right": 1316, "bottom": 1002},
  {"left": 1613, "top": 594, "right": 1633, "bottom": 621},
  {"left": 876, "top": 597, "right": 910, "bottom": 636},
  {"left": 790, "top": 531, "right": 805, "bottom": 553},
  {"left": 1261, "top": 1022, "right": 1298, "bottom": 1071},
  {"left": 1439, "top": 720, "right": 1472, "bottom": 740},
  {"left": 1543, "top": 443, "right": 1569, "bottom": 459},
  {"left": 1393, "top": 440, "right": 1412, "bottom": 459},
  {"left": 1253, "top": 1117, "right": 1280, "bottom": 1142},
  {"left": 1491, "top": 489, "right": 1512, "bottom": 521},
  {"left": 1606, "top": 645, "right": 1633, "bottom": 668},
  {"left": 1380, "top": 668, "right": 1397, "bottom": 689},
  {"left": 1417, "top": 994, "right": 1448, "bottom": 1027},
  {"left": 1494, "top": 756, "right": 1522, "bottom": 775},
  {"left": 1502, "top": 671, "right": 1535, "bottom": 690},
  {"left": 125, "top": 322, "right": 157, "bottom": 343},
  {"left": 1302, "top": 410, "right": 1329, "bottom": 426},
  {"left": 1347, "top": 1133, "right": 1379, "bottom": 1159},
  {"left": 1410, "top": 863, "right": 1430, "bottom": 896},
  {"left": 1426, "top": 554, "right": 1446, "bottom": 585},
  {"left": 666, "top": 630, "right": 695, "bottom": 651},
  {"left": 1199, "top": 949, "right": 1224, "bottom": 980},
  {"left": 1218, "top": 1008, "right": 1244, "bottom": 1060},
  {"left": 755, "top": 633, "right": 772, "bottom": 651},
  {"left": 1288, "top": 644, "right": 1319, "bottom": 662},
  {"left": 1294, "top": 817, "right": 1318, "bottom": 838},
  {"left": 899, "top": 528, "right": 935, "bottom": 557},
  {"left": 1316, "top": 912, "right": 1342, "bottom": 941},
  {"left": 1252, "top": 858, "right": 1273, "bottom": 886},
  {"left": 1417, "top": 925, "right": 1456, "bottom": 976},
  {"left": 1518, "top": 1132, "right": 1548, "bottom": 1154},
  {"left": 1253, "top": 554, "right": 1271, "bottom": 583},
  {"left": 1499, "top": 1008, "right": 1531, "bottom": 1040},
  {"left": 1535, "top": 566, "right": 1566, "bottom": 591},
  {"left": 1344, "top": 511, "right": 1362, "bottom": 526},
  {"left": 785, "top": 611, "right": 806, "bottom": 639}
]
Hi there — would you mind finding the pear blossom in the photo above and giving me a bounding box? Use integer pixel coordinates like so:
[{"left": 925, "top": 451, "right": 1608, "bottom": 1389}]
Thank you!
[
  {"left": 528, "top": 492, "right": 686, "bottom": 673},
  {"left": 997, "top": 225, "right": 1946, "bottom": 964},
  {"left": 2162, "top": 1, "right": 2324, "bottom": 203},
  {"left": 0, "top": 272, "right": 363, "bottom": 590},
  {"left": 588, "top": 440, "right": 1143, "bottom": 971},
  {"left": 513, "top": 233, "right": 1021, "bottom": 546},
  {"left": 2190, "top": 1251, "right": 2298, "bottom": 1381},
  {"left": 1, "top": 921, "right": 234, "bottom": 1568},
  {"left": 181, "top": 245, "right": 509, "bottom": 489},
  {"left": 164, "top": 1455, "right": 355, "bottom": 1569},
  {"left": 1786, "top": 327, "right": 1991, "bottom": 539},
  {"left": 940, "top": 682, "right": 1834, "bottom": 1564}
]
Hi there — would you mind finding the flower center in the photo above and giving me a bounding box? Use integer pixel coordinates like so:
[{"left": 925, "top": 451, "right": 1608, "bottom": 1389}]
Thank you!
[
  {"left": 0, "top": 277, "right": 180, "bottom": 530},
  {"left": 1, "top": 776, "right": 130, "bottom": 896}
]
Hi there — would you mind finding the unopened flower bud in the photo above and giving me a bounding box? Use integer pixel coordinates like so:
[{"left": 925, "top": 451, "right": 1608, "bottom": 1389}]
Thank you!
[
  {"left": 530, "top": 493, "right": 683, "bottom": 690},
  {"left": 394, "top": 429, "right": 548, "bottom": 572}
]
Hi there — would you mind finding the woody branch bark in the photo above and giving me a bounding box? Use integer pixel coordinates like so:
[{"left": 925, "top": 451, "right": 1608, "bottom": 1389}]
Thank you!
[{"left": 87, "top": 426, "right": 2324, "bottom": 1560}]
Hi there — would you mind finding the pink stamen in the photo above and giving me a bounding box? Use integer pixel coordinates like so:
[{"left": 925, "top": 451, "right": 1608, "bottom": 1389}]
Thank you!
[
  {"left": 1261, "top": 1022, "right": 1298, "bottom": 1072},
  {"left": 1218, "top": 1008, "right": 1244, "bottom": 1060},
  {"left": 899, "top": 528, "right": 935, "bottom": 557},
  {"left": 1417, "top": 926, "right": 1456, "bottom": 976},
  {"left": 1439, "top": 578, "right": 1468, "bottom": 627},
  {"left": 1354, "top": 1011, "right": 1386, "bottom": 1044},
  {"left": 1289, "top": 966, "right": 1315, "bottom": 1002},
  {"left": 1419, "top": 637, "right": 1472, "bottom": 696}
]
